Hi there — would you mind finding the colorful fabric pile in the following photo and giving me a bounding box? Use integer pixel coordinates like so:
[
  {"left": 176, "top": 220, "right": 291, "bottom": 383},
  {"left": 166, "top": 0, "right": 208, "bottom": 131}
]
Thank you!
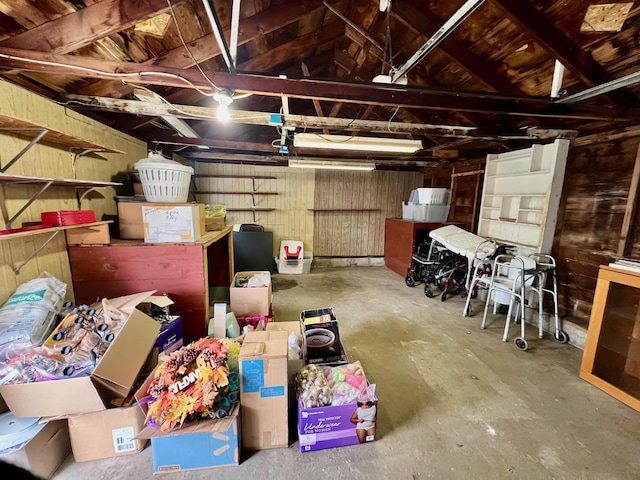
[{"left": 145, "top": 337, "right": 240, "bottom": 430}]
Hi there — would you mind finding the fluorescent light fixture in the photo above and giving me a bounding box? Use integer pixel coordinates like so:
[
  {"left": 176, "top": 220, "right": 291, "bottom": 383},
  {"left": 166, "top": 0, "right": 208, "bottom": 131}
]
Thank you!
[
  {"left": 293, "top": 133, "right": 422, "bottom": 153},
  {"left": 288, "top": 159, "right": 375, "bottom": 171}
]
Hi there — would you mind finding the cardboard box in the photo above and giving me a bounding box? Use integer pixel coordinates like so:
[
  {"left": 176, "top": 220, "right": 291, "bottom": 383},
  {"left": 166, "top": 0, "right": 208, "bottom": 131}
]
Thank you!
[
  {"left": 137, "top": 405, "right": 240, "bottom": 474},
  {"left": 65, "top": 222, "right": 111, "bottom": 245},
  {"left": 0, "top": 420, "right": 70, "bottom": 478},
  {"left": 266, "top": 321, "right": 304, "bottom": 383},
  {"left": 298, "top": 394, "right": 378, "bottom": 453},
  {"left": 0, "top": 291, "right": 161, "bottom": 418},
  {"left": 300, "top": 308, "right": 347, "bottom": 365},
  {"left": 239, "top": 331, "right": 288, "bottom": 450},
  {"left": 68, "top": 406, "right": 147, "bottom": 462},
  {"left": 117, "top": 200, "right": 157, "bottom": 239},
  {"left": 133, "top": 182, "right": 144, "bottom": 196},
  {"left": 230, "top": 271, "right": 272, "bottom": 317},
  {"left": 143, "top": 204, "right": 205, "bottom": 243},
  {"left": 205, "top": 217, "right": 226, "bottom": 231}
]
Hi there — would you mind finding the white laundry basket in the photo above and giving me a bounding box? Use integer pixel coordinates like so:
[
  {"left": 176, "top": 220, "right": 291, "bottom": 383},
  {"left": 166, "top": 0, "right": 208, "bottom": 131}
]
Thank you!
[{"left": 134, "top": 155, "right": 194, "bottom": 202}]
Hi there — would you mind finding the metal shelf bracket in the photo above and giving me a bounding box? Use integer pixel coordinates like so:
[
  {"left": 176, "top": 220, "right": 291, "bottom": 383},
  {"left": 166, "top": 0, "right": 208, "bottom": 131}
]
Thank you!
[{"left": 12, "top": 230, "right": 61, "bottom": 275}]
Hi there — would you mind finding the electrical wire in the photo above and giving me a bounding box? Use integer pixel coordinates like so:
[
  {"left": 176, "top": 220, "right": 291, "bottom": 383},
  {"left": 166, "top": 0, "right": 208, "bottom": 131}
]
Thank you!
[{"left": 166, "top": 0, "right": 220, "bottom": 94}]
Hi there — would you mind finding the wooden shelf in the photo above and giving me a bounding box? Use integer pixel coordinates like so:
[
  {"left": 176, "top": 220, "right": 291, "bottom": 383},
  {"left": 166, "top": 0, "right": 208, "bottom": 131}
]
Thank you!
[
  {"left": 485, "top": 170, "right": 551, "bottom": 179},
  {"left": 195, "top": 191, "right": 278, "bottom": 195},
  {"left": 226, "top": 208, "right": 276, "bottom": 212},
  {"left": 0, "top": 173, "right": 121, "bottom": 188},
  {"left": 483, "top": 194, "right": 546, "bottom": 198},
  {"left": 193, "top": 174, "right": 277, "bottom": 180},
  {"left": 481, "top": 218, "right": 541, "bottom": 227},
  {"left": 0, "top": 221, "right": 112, "bottom": 242},
  {"left": 0, "top": 114, "right": 123, "bottom": 153},
  {"left": 308, "top": 209, "right": 381, "bottom": 212}
]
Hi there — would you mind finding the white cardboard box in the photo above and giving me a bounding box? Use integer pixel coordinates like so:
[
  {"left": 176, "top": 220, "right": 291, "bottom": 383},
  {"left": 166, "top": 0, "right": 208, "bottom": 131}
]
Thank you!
[{"left": 142, "top": 204, "right": 205, "bottom": 243}]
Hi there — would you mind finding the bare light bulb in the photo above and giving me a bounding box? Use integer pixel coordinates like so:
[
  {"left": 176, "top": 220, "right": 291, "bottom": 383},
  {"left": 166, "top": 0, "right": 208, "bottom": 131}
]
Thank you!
[{"left": 217, "top": 102, "right": 230, "bottom": 122}]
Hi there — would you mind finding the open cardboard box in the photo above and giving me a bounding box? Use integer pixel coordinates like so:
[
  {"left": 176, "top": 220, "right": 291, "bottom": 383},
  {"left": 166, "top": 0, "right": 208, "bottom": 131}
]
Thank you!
[
  {"left": 0, "top": 291, "right": 161, "bottom": 418},
  {"left": 133, "top": 373, "right": 241, "bottom": 473}
]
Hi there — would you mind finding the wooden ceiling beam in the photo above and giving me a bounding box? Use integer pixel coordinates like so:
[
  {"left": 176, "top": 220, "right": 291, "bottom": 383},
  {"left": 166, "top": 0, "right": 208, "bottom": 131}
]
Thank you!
[
  {"left": 1, "top": 48, "right": 638, "bottom": 121},
  {"left": 487, "top": 0, "right": 636, "bottom": 106},
  {"left": 65, "top": 95, "right": 475, "bottom": 136},
  {"left": 391, "top": 0, "right": 520, "bottom": 95},
  {"left": 0, "top": 0, "right": 179, "bottom": 54},
  {"left": 237, "top": 20, "right": 344, "bottom": 72},
  {"left": 74, "top": 0, "right": 327, "bottom": 97}
]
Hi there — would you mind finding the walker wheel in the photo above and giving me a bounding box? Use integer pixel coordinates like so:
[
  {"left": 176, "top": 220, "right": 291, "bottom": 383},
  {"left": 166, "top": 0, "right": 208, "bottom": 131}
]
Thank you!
[
  {"left": 463, "top": 304, "right": 472, "bottom": 317},
  {"left": 515, "top": 337, "right": 528, "bottom": 351},
  {"left": 405, "top": 275, "right": 416, "bottom": 287},
  {"left": 424, "top": 285, "right": 434, "bottom": 298},
  {"left": 441, "top": 291, "right": 447, "bottom": 302},
  {"left": 553, "top": 331, "right": 569, "bottom": 344}
]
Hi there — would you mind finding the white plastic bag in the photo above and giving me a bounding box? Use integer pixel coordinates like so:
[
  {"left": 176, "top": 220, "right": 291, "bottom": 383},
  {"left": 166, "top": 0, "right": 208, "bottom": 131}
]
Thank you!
[{"left": 0, "top": 273, "right": 67, "bottom": 347}]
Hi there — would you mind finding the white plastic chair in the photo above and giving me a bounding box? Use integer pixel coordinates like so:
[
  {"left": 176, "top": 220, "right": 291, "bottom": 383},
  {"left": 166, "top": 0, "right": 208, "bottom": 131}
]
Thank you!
[{"left": 481, "top": 254, "right": 537, "bottom": 350}]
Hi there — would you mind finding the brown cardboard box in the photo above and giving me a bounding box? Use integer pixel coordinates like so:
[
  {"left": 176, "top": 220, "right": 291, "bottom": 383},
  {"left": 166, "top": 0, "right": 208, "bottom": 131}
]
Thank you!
[
  {"left": 0, "top": 291, "right": 161, "bottom": 418},
  {"left": 239, "top": 330, "right": 288, "bottom": 450},
  {"left": 142, "top": 204, "right": 205, "bottom": 243},
  {"left": 266, "top": 321, "right": 304, "bottom": 383},
  {"left": 205, "top": 217, "right": 226, "bottom": 231},
  {"left": 0, "top": 420, "right": 70, "bottom": 479},
  {"left": 117, "top": 200, "right": 157, "bottom": 239},
  {"left": 230, "top": 271, "right": 272, "bottom": 317},
  {"left": 65, "top": 222, "right": 111, "bottom": 245},
  {"left": 68, "top": 406, "right": 147, "bottom": 462},
  {"left": 133, "top": 182, "right": 144, "bottom": 195}
]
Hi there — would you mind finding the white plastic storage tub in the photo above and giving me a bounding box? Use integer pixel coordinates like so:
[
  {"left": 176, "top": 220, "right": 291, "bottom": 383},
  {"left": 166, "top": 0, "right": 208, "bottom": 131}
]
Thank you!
[
  {"left": 412, "top": 204, "right": 450, "bottom": 222},
  {"left": 416, "top": 188, "right": 450, "bottom": 205}
]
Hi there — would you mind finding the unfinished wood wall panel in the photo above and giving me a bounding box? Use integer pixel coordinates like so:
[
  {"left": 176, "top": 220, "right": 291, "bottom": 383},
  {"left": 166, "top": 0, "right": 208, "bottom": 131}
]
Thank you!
[
  {"left": 0, "top": 80, "right": 147, "bottom": 304},
  {"left": 554, "top": 137, "right": 640, "bottom": 323},
  {"left": 312, "top": 170, "right": 422, "bottom": 256},
  {"left": 194, "top": 163, "right": 315, "bottom": 255}
]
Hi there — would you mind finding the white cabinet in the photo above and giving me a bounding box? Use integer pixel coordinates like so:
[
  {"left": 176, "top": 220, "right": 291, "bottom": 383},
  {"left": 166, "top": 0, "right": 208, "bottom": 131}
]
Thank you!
[{"left": 477, "top": 139, "right": 569, "bottom": 253}]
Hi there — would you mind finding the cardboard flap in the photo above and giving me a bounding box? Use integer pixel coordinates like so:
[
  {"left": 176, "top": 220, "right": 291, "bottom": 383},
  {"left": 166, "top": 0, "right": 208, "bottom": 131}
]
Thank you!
[
  {"left": 147, "top": 296, "right": 174, "bottom": 308},
  {"left": 135, "top": 404, "right": 239, "bottom": 439},
  {"left": 0, "top": 377, "right": 104, "bottom": 418},
  {"left": 94, "top": 309, "right": 160, "bottom": 391},
  {"left": 107, "top": 290, "right": 157, "bottom": 314},
  {"left": 240, "top": 342, "right": 265, "bottom": 357}
]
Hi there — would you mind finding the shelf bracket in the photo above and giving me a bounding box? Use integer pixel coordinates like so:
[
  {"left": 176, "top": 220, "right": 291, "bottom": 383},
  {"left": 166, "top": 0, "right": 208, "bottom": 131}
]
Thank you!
[
  {"left": 5, "top": 180, "right": 54, "bottom": 229},
  {"left": 1, "top": 128, "right": 48, "bottom": 173},
  {"left": 13, "top": 230, "right": 61, "bottom": 275},
  {"left": 77, "top": 186, "right": 104, "bottom": 210}
]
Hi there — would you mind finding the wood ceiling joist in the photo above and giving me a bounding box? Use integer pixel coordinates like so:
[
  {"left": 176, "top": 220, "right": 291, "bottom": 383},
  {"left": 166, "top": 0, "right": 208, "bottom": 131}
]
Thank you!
[
  {"left": 0, "top": 0, "right": 179, "bottom": 54},
  {"left": 75, "top": 0, "right": 327, "bottom": 98},
  {"left": 392, "top": 0, "right": 520, "bottom": 95},
  {"left": 237, "top": 20, "right": 344, "bottom": 72},
  {"left": 2, "top": 48, "right": 638, "bottom": 121},
  {"left": 487, "top": 0, "right": 637, "bottom": 106}
]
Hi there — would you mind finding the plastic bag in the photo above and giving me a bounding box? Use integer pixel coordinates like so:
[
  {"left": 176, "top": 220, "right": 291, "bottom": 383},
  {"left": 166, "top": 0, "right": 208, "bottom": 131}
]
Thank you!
[
  {"left": 205, "top": 204, "right": 226, "bottom": 218},
  {"left": 0, "top": 273, "right": 66, "bottom": 347}
]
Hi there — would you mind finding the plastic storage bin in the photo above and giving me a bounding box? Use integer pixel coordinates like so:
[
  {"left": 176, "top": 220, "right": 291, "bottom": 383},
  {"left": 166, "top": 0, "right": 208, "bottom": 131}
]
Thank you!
[
  {"left": 412, "top": 204, "right": 450, "bottom": 222},
  {"left": 402, "top": 202, "right": 415, "bottom": 220},
  {"left": 41, "top": 210, "right": 96, "bottom": 226},
  {"left": 134, "top": 155, "right": 194, "bottom": 202},
  {"left": 417, "top": 188, "right": 450, "bottom": 205},
  {"left": 303, "top": 251, "right": 313, "bottom": 273}
]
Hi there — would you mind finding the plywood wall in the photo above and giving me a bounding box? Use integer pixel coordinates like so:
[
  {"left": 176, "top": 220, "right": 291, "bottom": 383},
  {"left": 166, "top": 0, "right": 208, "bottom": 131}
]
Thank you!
[
  {"left": 193, "top": 163, "right": 315, "bottom": 255},
  {"left": 553, "top": 137, "right": 640, "bottom": 323},
  {"left": 313, "top": 170, "right": 423, "bottom": 256},
  {"left": 0, "top": 80, "right": 147, "bottom": 304}
]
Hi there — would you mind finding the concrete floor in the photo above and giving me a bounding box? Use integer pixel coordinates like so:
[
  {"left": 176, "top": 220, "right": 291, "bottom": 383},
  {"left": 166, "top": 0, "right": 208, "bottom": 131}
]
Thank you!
[{"left": 55, "top": 266, "right": 640, "bottom": 479}]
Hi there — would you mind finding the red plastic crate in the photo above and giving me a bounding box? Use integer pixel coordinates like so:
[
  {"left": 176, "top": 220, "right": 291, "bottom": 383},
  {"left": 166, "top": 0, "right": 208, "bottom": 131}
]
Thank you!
[{"left": 41, "top": 210, "right": 96, "bottom": 226}]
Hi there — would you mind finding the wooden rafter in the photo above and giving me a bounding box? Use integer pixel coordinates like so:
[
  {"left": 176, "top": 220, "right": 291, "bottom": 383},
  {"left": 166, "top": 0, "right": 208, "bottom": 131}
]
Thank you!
[
  {"left": 487, "top": 0, "right": 636, "bottom": 106},
  {"left": 75, "top": 0, "right": 327, "bottom": 97},
  {"left": 0, "top": 0, "right": 179, "bottom": 54},
  {"left": 1, "top": 48, "right": 639, "bottom": 121},
  {"left": 392, "top": 0, "right": 520, "bottom": 95}
]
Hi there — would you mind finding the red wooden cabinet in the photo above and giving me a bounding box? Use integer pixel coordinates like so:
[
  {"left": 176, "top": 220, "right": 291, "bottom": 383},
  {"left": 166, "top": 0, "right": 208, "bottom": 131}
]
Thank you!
[
  {"left": 68, "top": 228, "right": 233, "bottom": 342},
  {"left": 383, "top": 219, "right": 449, "bottom": 277}
]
